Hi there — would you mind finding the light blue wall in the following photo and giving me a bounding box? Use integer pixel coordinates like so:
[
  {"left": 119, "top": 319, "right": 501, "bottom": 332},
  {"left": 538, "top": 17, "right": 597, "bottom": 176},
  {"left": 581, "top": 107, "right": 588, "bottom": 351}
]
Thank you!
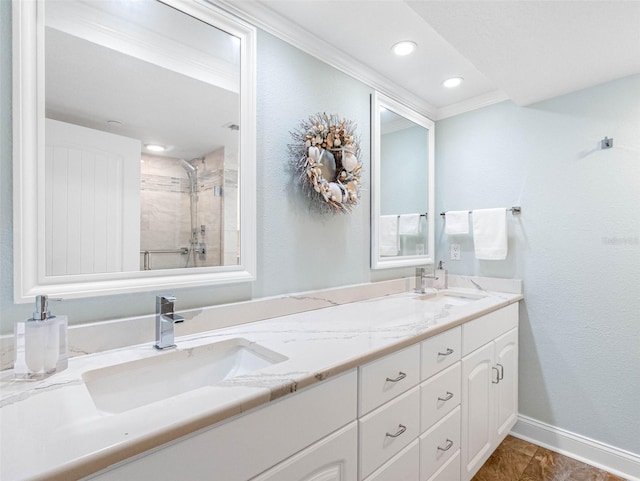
[
  {"left": 380, "top": 125, "right": 428, "bottom": 215},
  {"left": 0, "top": 6, "right": 411, "bottom": 334},
  {"left": 2, "top": 0, "right": 639, "bottom": 459},
  {"left": 435, "top": 75, "right": 640, "bottom": 454}
]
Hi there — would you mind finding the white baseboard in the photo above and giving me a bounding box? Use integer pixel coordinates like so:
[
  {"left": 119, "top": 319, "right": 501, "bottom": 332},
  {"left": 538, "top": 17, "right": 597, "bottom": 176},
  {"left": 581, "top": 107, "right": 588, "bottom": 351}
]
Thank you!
[{"left": 511, "top": 415, "right": 640, "bottom": 481}]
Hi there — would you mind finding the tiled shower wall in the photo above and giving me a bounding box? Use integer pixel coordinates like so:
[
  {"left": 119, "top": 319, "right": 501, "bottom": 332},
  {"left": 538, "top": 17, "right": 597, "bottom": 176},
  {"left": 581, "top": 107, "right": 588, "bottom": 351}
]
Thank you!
[{"left": 139, "top": 149, "right": 234, "bottom": 270}]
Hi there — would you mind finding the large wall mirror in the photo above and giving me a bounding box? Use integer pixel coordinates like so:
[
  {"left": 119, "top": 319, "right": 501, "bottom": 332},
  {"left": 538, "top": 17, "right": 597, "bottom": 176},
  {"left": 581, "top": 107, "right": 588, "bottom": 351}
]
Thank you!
[
  {"left": 13, "top": 0, "right": 256, "bottom": 302},
  {"left": 371, "top": 92, "right": 435, "bottom": 269}
]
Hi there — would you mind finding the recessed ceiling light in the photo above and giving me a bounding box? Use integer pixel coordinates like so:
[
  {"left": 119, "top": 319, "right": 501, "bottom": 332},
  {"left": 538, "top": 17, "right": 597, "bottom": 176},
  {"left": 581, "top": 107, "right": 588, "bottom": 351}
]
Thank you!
[
  {"left": 391, "top": 41, "right": 417, "bottom": 56},
  {"left": 144, "top": 144, "right": 166, "bottom": 152},
  {"left": 443, "top": 77, "right": 464, "bottom": 88}
]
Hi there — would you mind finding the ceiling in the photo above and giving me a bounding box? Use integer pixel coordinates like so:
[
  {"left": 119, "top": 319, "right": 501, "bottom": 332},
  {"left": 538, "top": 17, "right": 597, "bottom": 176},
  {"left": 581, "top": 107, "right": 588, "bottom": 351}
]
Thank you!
[
  {"left": 46, "top": 0, "right": 240, "bottom": 160},
  {"left": 45, "top": 0, "right": 640, "bottom": 156},
  {"left": 223, "top": 0, "right": 640, "bottom": 119},
  {"left": 46, "top": 28, "right": 239, "bottom": 160}
]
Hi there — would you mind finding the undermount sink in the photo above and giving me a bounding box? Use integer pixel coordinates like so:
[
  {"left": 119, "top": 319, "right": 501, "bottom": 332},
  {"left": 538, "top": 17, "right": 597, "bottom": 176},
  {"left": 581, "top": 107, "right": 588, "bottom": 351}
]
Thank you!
[
  {"left": 414, "top": 289, "right": 487, "bottom": 307},
  {"left": 82, "top": 338, "right": 288, "bottom": 414}
]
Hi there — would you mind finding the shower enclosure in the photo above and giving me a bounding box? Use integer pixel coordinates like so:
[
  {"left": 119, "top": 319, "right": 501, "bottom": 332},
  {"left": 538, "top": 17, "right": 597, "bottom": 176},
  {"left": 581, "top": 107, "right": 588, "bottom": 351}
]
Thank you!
[
  {"left": 139, "top": 151, "right": 227, "bottom": 270},
  {"left": 180, "top": 158, "right": 205, "bottom": 268}
]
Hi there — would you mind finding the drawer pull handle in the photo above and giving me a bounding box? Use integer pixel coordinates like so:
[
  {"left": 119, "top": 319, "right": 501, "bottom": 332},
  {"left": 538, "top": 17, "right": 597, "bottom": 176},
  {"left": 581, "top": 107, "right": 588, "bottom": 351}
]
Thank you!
[
  {"left": 437, "top": 439, "right": 454, "bottom": 452},
  {"left": 497, "top": 363, "right": 504, "bottom": 381},
  {"left": 438, "top": 348, "right": 454, "bottom": 357},
  {"left": 386, "top": 424, "right": 407, "bottom": 438},
  {"left": 492, "top": 366, "right": 500, "bottom": 384},
  {"left": 438, "top": 391, "right": 454, "bottom": 402},
  {"left": 385, "top": 371, "right": 407, "bottom": 383}
]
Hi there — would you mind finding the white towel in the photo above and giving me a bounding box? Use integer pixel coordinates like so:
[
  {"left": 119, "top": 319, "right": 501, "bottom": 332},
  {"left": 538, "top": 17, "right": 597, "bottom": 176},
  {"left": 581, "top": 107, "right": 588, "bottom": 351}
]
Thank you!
[
  {"left": 445, "top": 210, "right": 469, "bottom": 235},
  {"left": 379, "top": 215, "right": 399, "bottom": 256},
  {"left": 398, "top": 214, "right": 421, "bottom": 235},
  {"left": 472, "top": 208, "right": 508, "bottom": 260}
]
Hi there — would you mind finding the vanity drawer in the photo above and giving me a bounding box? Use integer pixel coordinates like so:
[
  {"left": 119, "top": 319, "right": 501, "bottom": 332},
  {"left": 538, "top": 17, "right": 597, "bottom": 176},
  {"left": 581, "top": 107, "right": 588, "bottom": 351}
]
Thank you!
[
  {"left": 462, "top": 304, "right": 518, "bottom": 356},
  {"left": 421, "top": 326, "right": 461, "bottom": 380},
  {"left": 419, "top": 406, "right": 461, "bottom": 481},
  {"left": 363, "top": 439, "right": 419, "bottom": 481},
  {"left": 359, "top": 343, "right": 420, "bottom": 415},
  {"left": 420, "top": 362, "right": 461, "bottom": 432},
  {"left": 359, "top": 386, "right": 420, "bottom": 480},
  {"left": 425, "top": 450, "right": 460, "bottom": 481}
]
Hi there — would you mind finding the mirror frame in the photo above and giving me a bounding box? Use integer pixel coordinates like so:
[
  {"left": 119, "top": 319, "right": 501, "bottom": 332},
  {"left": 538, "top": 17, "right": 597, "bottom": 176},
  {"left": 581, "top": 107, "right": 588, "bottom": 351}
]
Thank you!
[
  {"left": 370, "top": 91, "right": 435, "bottom": 269},
  {"left": 12, "top": 0, "right": 257, "bottom": 302}
]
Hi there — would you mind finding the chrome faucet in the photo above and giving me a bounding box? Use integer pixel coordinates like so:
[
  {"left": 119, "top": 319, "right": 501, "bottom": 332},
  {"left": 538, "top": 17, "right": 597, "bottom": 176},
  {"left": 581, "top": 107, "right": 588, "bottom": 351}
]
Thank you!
[
  {"left": 415, "top": 267, "right": 438, "bottom": 294},
  {"left": 154, "top": 295, "right": 185, "bottom": 350}
]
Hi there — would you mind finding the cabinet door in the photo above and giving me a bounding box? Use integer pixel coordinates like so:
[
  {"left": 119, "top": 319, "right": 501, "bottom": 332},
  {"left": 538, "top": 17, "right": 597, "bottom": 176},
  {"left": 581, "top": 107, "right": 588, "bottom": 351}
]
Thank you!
[
  {"left": 460, "top": 342, "right": 494, "bottom": 481},
  {"left": 493, "top": 328, "right": 518, "bottom": 444},
  {"left": 251, "top": 422, "right": 358, "bottom": 481}
]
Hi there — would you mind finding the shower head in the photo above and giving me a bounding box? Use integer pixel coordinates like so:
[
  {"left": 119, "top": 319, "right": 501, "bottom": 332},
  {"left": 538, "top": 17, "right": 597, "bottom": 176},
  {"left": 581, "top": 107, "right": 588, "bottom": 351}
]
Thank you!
[{"left": 180, "top": 159, "right": 197, "bottom": 175}]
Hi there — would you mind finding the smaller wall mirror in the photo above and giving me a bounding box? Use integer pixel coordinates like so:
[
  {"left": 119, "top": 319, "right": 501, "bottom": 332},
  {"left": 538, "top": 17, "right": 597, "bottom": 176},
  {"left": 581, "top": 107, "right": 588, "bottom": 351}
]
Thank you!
[{"left": 371, "top": 92, "right": 435, "bottom": 269}]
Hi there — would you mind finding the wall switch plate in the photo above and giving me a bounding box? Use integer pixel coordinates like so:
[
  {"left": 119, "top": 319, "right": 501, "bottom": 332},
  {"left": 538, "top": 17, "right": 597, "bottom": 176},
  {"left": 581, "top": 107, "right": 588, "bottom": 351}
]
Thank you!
[{"left": 450, "top": 243, "right": 461, "bottom": 260}]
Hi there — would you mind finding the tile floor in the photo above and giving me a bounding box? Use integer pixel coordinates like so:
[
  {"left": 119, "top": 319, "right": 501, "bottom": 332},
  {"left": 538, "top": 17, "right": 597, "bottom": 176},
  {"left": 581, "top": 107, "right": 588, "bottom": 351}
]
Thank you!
[{"left": 472, "top": 435, "right": 627, "bottom": 481}]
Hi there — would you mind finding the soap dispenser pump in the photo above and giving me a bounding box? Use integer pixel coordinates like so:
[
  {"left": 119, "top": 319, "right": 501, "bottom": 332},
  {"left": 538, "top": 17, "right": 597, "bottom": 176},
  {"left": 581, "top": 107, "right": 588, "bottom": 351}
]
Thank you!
[
  {"left": 434, "top": 261, "right": 447, "bottom": 289},
  {"left": 14, "top": 295, "right": 68, "bottom": 380}
]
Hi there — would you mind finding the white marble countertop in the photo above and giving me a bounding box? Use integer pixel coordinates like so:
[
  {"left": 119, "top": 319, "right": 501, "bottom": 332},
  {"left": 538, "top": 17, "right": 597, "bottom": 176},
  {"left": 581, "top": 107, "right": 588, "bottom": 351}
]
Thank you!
[{"left": 0, "top": 286, "right": 522, "bottom": 481}]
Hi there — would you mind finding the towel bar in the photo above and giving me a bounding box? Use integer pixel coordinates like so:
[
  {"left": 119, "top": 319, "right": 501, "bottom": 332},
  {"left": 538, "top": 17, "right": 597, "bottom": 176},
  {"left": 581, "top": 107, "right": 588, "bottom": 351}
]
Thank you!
[
  {"left": 440, "top": 206, "right": 521, "bottom": 216},
  {"left": 397, "top": 212, "right": 428, "bottom": 219}
]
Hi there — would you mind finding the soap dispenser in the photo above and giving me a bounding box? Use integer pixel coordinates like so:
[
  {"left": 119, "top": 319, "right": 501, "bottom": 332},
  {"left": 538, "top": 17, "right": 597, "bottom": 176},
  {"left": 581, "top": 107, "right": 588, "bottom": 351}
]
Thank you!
[
  {"left": 434, "top": 261, "right": 447, "bottom": 289},
  {"left": 14, "top": 295, "right": 68, "bottom": 380}
]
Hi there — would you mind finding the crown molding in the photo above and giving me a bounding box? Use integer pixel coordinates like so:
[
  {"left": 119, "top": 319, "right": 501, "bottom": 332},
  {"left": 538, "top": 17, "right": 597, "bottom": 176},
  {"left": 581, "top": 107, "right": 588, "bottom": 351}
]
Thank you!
[
  {"left": 209, "top": 1, "right": 514, "bottom": 121},
  {"left": 435, "top": 89, "right": 510, "bottom": 120},
  {"left": 211, "top": 0, "right": 438, "bottom": 120}
]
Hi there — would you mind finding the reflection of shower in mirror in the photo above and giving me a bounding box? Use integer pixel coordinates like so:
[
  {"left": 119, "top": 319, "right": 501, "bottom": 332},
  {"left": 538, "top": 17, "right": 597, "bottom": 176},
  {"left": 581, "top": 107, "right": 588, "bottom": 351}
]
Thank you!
[
  {"left": 180, "top": 158, "right": 200, "bottom": 268},
  {"left": 139, "top": 152, "right": 228, "bottom": 270},
  {"left": 180, "top": 158, "right": 197, "bottom": 175}
]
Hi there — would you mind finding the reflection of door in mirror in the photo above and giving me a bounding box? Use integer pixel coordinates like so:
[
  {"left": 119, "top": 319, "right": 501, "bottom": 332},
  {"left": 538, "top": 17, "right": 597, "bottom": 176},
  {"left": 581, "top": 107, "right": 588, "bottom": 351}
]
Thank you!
[
  {"left": 380, "top": 109, "right": 428, "bottom": 257},
  {"left": 45, "top": 119, "right": 141, "bottom": 276},
  {"left": 44, "top": 0, "right": 241, "bottom": 273}
]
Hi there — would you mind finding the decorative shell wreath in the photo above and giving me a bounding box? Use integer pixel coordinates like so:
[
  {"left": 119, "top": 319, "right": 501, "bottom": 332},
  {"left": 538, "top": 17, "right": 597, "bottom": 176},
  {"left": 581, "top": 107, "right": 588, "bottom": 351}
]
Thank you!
[{"left": 290, "top": 112, "right": 362, "bottom": 214}]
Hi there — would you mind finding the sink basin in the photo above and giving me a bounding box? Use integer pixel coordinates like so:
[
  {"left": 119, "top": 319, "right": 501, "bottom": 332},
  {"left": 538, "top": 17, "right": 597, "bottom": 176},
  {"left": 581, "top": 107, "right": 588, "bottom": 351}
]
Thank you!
[
  {"left": 82, "top": 338, "right": 288, "bottom": 414},
  {"left": 414, "top": 289, "right": 487, "bottom": 307}
]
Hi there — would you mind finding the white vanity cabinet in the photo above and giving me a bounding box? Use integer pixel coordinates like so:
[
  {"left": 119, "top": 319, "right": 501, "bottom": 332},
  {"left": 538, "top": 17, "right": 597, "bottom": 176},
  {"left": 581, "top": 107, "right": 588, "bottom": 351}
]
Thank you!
[
  {"left": 85, "top": 370, "right": 358, "bottom": 481},
  {"left": 460, "top": 304, "right": 519, "bottom": 481},
  {"left": 83, "top": 302, "right": 519, "bottom": 481}
]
